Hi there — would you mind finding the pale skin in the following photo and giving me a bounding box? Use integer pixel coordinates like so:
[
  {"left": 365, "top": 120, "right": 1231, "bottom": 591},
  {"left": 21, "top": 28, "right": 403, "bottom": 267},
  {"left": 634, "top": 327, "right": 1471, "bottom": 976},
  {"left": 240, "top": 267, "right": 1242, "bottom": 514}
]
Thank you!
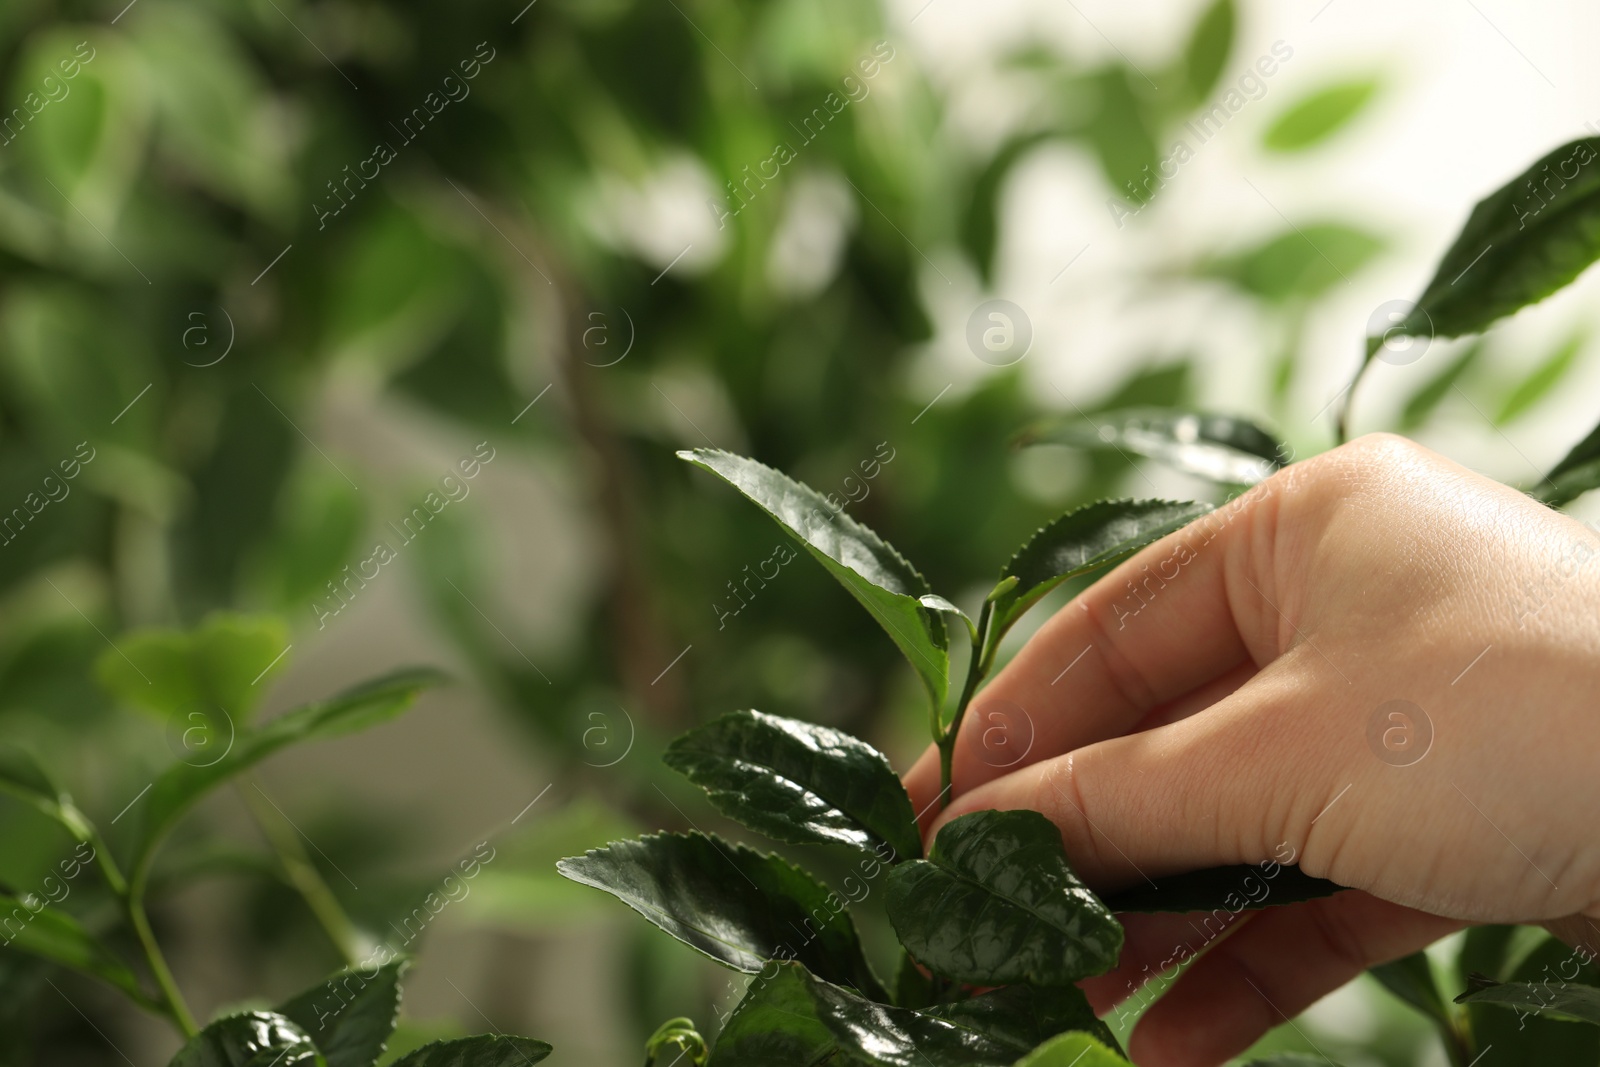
[{"left": 903, "top": 433, "right": 1600, "bottom": 1067}]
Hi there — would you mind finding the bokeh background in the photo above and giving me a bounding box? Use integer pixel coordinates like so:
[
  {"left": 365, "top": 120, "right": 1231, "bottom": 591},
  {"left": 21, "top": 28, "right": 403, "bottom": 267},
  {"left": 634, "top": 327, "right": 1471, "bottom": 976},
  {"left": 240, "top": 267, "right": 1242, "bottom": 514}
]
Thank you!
[{"left": 3, "top": 0, "right": 1600, "bottom": 1063}]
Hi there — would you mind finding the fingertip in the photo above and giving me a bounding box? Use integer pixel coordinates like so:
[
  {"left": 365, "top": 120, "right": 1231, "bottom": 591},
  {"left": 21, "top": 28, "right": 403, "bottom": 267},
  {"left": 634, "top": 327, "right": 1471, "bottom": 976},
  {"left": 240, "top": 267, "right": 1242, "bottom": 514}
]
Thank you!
[{"left": 901, "top": 743, "right": 942, "bottom": 836}]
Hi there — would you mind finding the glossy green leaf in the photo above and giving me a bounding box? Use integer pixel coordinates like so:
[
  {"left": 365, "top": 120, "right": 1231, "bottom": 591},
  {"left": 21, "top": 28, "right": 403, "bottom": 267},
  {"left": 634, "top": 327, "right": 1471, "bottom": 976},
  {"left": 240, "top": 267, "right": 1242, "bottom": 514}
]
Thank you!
[
  {"left": 678, "top": 449, "right": 948, "bottom": 710},
  {"left": 556, "top": 831, "right": 885, "bottom": 998},
  {"left": 1538, "top": 418, "right": 1600, "bottom": 506},
  {"left": 987, "top": 498, "right": 1212, "bottom": 649},
  {"left": 892, "top": 947, "right": 934, "bottom": 1010},
  {"left": 94, "top": 613, "right": 291, "bottom": 724},
  {"left": 663, "top": 709, "right": 921, "bottom": 861},
  {"left": 131, "top": 668, "right": 444, "bottom": 882},
  {"left": 1459, "top": 934, "right": 1598, "bottom": 1066},
  {"left": 277, "top": 959, "right": 406, "bottom": 1067},
  {"left": 1382, "top": 137, "right": 1600, "bottom": 343},
  {"left": 0, "top": 891, "right": 147, "bottom": 1004},
  {"left": 1100, "top": 863, "right": 1340, "bottom": 913},
  {"left": 1262, "top": 78, "right": 1380, "bottom": 153},
  {"left": 389, "top": 1035, "right": 553, "bottom": 1066},
  {"left": 1457, "top": 977, "right": 1600, "bottom": 1025},
  {"left": 1182, "top": 0, "right": 1235, "bottom": 104},
  {"left": 1011, "top": 1033, "right": 1130, "bottom": 1067},
  {"left": 1203, "top": 223, "right": 1385, "bottom": 304},
  {"left": 1496, "top": 331, "right": 1585, "bottom": 424},
  {"left": 1398, "top": 339, "right": 1486, "bottom": 430},
  {"left": 714, "top": 962, "right": 1116, "bottom": 1067},
  {"left": 169, "top": 1011, "right": 325, "bottom": 1067},
  {"left": 1370, "top": 952, "right": 1453, "bottom": 1030},
  {"left": 886, "top": 810, "right": 1123, "bottom": 986},
  {"left": 1019, "top": 408, "right": 1286, "bottom": 485}
]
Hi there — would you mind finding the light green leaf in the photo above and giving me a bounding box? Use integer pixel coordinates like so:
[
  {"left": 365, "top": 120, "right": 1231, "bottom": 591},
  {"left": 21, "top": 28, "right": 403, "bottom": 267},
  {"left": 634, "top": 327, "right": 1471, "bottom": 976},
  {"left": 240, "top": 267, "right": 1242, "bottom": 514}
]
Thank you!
[
  {"left": 1263, "top": 78, "right": 1380, "bottom": 153},
  {"left": 678, "top": 449, "right": 948, "bottom": 710},
  {"left": 1380, "top": 137, "right": 1600, "bottom": 343},
  {"left": 663, "top": 709, "right": 922, "bottom": 861},
  {"left": 1536, "top": 419, "right": 1600, "bottom": 506},
  {"left": 556, "top": 831, "right": 885, "bottom": 998},
  {"left": 170, "top": 1012, "right": 325, "bottom": 1067},
  {"left": 131, "top": 668, "right": 444, "bottom": 883},
  {"left": 389, "top": 1035, "right": 552, "bottom": 1066},
  {"left": 0, "top": 891, "right": 147, "bottom": 1004},
  {"left": 0, "top": 745, "right": 92, "bottom": 841},
  {"left": 94, "top": 613, "right": 291, "bottom": 724},
  {"left": 1398, "top": 339, "right": 1486, "bottom": 431},
  {"left": 1182, "top": 0, "right": 1235, "bottom": 104},
  {"left": 886, "top": 810, "right": 1123, "bottom": 986},
  {"left": 277, "top": 959, "right": 407, "bottom": 1067},
  {"left": 988, "top": 498, "right": 1212, "bottom": 651},
  {"left": 1011, "top": 1033, "right": 1131, "bottom": 1066},
  {"left": 1203, "top": 223, "right": 1385, "bottom": 304},
  {"left": 1019, "top": 408, "right": 1285, "bottom": 485},
  {"left": 1495, "top": 331, "right": 1585, "bottom": 424}
]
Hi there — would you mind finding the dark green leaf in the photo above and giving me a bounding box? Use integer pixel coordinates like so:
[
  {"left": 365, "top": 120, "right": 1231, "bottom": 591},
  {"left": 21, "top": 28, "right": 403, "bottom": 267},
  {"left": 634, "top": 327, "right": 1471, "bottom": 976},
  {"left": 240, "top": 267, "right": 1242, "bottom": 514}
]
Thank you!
[
  {"left": 94, "top": 613, "right": 291, "bottom": 724},
  {"left": 556, "top": 831, "right": 884, "bottom": 998},
  {"left": 1101, "top": 863, "right": 1340, "bottom": 913},
  {"left": 987, "top": 498, "right": 1212, "bottom": 650},
  {"left": 1183, "top": 0, "right": 1235, "bottom": 104},
  {"left": 0, "top": 891, "right": 147, "bottom": 1004},
  {"left": 1384, "top": 137, "right": 1600, "bottom": 342},
  {"left": 389, "top": 1035, "right": 553, "bottom": 1066},
  {"left": 1398, "top": 339, "right": 1486, "bottom": 430},
  {"left": 893, "top": 948, "right": 934, "bottom": 1010},
  {"left": 276, "top": 959, "right": 406, "bottom": 1067},
  {"left": 131, "top": 668, "right": 444, "bottom": 882},
  {"left": 963, "top": 132, "right": 1053, "bottom": 284},
  {"left": 663, "top": 709, "right": 921, "bottom": 861},
  {"left": 1262, "top": 78, "right": 1380, "bottom": 153},
  {"left": 1203, "top": 223, "right": 1385, "bottom": 304},
  {"left": 1456, "top": 978, "right": 1600, "bottom": 1025},
  {"left": 1370, "top": 952, "right": 1453, "bottom": 1030},
  {"left": 929, "top": 983, "right": 1120, "bottom": 1055},
  {"left": 886, "top": 810, "right": 1123, "bottom": 986},
  {"left": 1019, "top": 408, "right": 1285, "bottom": 485},
  {"left": 1459, "top": 934, "right": 1599, "bottom": 1066},
  {"left": 1496, "top": 331, "right": 1585, "bottom": 424},
  {"left": 1538, "top": 418, "right": 1600, "bottom": 506},
  {"left": 678, "top": 449, "right": 947, "bottom": 710},
  {"left": 1012, "top": 1034, "right": 1131, "bottom": 1066},
  {"left": 708, "top": 966, "right": 839, "bottom": 1067},
  {"left": 169, "top": 1011, "right": 325, "bottom": 1067}
]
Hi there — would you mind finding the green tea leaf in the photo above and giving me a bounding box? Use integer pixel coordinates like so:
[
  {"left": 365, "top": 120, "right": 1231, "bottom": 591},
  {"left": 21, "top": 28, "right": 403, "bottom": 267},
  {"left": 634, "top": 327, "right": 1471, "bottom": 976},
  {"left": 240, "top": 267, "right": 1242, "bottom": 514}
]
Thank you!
[
  {"left": 1456, "top": 977, "right": 1600, "bottom": 1026},
  {"left": 94, "top": 613, "right": 291, "bottom": 724},
  {"left": 277, "top": 959, "right": 407, "bottom": 1067},
  {"left": 678, "top": 449, "right": 948, "bottom": 710},
  {"left": 169, "top": 1011, "right": 325, "bottom": 1067},
  {"left": 1398, "top": 339, "right": 1486, "bottom": 430},
  {"left": 0, "top": 745, "right": 92, "bottom": 841},
  {"left": 1202, "top": 223, "right": 1385, "bottom": 304},
  {"left": 1384, "top": 137, "right": 1600, "bottom": 342},
  {"left": 1370, "top": 952, "right": 1453, "bottom": 1030},
  {"left": 0, "top": 891, "right": 147, "bottom": 1004},
  {"left": 1495, "top": 331, "right": 1585, "bottom": 424},
  {"left": 988, "top": 498, "right": 1212, "bottom": 649},
  {"left": 1538, "top": 418, "right": 1600, "bottom": 506},
  {"left": 1183, "top": 0, "right": 1235, "bottom": 104},
  {"left": 931, "top": 983, "right": 1120, "bottom": 1055},
  {"left": 1461, "top": 935, "right": 1600, "bottom": 1065},
  {"left": 1019, "top": 408, "right": 1285, "bottom": 485},
  {"left": 663, "top": 709, "right": 922, "bottom": 861},
  {"left": 1262, "top": 78, "right": 1380, "bottom": 153},
  {"left": 708, "top": 966, "right": 839, "bottom": 1067},
  {"left": 556, "top": 831, "right": 885, "bottom": 998},
  {"left": 131, "top": 668, "right": 443, "bottom": 882},
  {"left": 886, "top": 810, "right": 1123, "bottom": 986},
  {"left": 389, "top": 1035, "right": 553, "bottom": 1066},
  {"left": 1011, "top": 1033, "right": 1131, "bottom": 1067},
  {"left": 1100, "top": 864, "right": 1340, "bottom": 913}
]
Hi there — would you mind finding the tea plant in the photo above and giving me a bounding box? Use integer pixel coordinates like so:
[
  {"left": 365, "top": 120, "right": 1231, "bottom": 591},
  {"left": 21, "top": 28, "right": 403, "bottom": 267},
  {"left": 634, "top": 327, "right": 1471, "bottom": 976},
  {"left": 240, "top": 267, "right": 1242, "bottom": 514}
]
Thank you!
[{"left": 9, "top": 132, "right": 1600, "bottom": 1066}]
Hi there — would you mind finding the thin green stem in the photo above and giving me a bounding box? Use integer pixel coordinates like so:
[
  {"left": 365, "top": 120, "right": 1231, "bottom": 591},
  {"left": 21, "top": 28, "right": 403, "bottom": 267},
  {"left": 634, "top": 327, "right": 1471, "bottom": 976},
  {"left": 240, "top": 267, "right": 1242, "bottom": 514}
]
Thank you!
[
  {"left": 239, "top": 777, "right": 363, "bottom": 967},
  {"left": 936, "top": 602, "right": 992, "bottom": 811},
  {"left": 125, "top": 887, "right": 197, "bottom": 1037}
]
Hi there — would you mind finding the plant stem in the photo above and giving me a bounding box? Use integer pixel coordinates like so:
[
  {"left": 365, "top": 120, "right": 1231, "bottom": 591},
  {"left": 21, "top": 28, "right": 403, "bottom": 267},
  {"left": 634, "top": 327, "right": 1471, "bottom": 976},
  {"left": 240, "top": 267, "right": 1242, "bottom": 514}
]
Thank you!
[
  {"left": 125, "top": 887, "right": 198, "bottom": 1037},
  {"left": 936, "top": 603, "right": 992, "bottom": 812},
  {"left": 239, "top": 777, "right": 363, "bottom": 967}
]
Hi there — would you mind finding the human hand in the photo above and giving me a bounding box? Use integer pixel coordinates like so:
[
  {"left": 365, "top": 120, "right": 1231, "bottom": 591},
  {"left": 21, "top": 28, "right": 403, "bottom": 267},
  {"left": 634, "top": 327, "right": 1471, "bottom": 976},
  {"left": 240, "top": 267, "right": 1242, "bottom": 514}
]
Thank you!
[{"left": 903, "top": 433, "right": 1600, "bottom": 1066}]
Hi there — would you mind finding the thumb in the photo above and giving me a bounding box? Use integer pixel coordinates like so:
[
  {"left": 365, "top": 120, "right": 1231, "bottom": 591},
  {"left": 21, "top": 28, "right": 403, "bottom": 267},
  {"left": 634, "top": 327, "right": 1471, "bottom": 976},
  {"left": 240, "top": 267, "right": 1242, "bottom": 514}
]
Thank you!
[{"left": 927, "top": 659, "right": 1351, "bottom": 891}]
